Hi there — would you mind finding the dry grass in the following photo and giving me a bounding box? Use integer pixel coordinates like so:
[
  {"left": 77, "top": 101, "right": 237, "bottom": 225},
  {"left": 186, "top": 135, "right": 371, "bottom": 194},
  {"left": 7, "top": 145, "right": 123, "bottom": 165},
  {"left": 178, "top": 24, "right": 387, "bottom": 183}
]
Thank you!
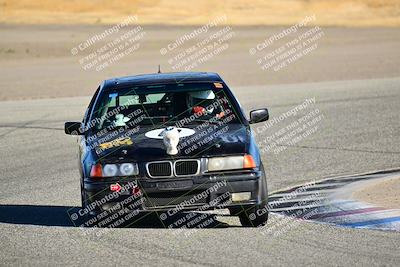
[{"left": 0, "top": 0, "right": 399, "bottom": 26}]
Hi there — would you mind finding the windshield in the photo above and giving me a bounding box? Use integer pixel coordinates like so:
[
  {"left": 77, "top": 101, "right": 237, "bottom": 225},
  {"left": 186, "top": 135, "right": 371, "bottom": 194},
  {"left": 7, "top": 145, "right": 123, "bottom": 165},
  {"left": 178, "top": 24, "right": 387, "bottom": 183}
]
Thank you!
[{"left": 89, "top": 82, "right": 241, "bottom": 132}]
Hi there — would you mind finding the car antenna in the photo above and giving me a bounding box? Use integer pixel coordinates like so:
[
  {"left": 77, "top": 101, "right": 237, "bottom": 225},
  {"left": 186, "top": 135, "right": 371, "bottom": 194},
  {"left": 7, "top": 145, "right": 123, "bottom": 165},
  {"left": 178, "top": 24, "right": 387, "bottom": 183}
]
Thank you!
[{"left": 157, "top": 64, "right": 161, "bottom": 73}]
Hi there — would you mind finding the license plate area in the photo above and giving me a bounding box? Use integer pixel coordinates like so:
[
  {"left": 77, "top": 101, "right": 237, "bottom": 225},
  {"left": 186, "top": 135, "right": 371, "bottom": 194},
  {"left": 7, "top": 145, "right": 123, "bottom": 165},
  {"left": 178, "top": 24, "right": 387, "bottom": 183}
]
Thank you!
[{"left": 156, "top": 180, "right": 193, "bottom": 190}]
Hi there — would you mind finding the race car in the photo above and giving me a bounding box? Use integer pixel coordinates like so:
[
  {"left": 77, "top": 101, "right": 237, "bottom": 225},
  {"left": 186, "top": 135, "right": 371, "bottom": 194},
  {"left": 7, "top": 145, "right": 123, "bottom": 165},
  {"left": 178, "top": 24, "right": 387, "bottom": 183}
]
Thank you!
[{"left": 65, "top": 72, "right": 270, "bottom": 227}]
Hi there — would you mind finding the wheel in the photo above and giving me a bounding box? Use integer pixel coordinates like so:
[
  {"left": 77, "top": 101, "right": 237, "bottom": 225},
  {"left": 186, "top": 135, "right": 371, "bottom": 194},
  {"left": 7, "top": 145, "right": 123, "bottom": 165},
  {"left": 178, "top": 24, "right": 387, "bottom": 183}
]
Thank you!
[
  {"left": 78, "top": 185, "right": 97, "bottom": 227},
  {"left": 80, "top": 183, "right": 88, "bottom": 209},
  {"left": 238, "top": 206, "right": 268, "bottom": 227},
  {"left": 239, "top": 163, "right": 268, "bottom": 227},
  {"left": 228, "top": 207, "right": 241, "bottom": 216}
]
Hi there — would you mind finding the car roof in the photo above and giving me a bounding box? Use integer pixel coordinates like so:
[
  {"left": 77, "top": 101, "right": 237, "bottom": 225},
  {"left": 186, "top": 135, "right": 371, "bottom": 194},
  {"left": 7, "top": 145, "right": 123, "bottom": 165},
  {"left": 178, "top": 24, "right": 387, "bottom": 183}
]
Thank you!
[{"left": 102, "top": 72, "right": 223, "bottom": 90}]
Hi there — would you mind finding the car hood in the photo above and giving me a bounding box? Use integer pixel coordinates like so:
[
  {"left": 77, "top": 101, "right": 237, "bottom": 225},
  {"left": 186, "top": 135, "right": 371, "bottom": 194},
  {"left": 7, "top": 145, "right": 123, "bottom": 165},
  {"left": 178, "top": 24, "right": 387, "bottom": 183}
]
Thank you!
[{"left": 90, "top": 124, "right": 249, "bottom": 162}]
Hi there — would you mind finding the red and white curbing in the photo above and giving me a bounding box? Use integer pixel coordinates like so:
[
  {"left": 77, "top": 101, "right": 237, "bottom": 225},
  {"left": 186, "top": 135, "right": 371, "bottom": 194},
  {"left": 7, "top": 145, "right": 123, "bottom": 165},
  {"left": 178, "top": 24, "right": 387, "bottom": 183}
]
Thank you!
[{"left": 268, "top": 170, "right": 400, "bottom": 231}]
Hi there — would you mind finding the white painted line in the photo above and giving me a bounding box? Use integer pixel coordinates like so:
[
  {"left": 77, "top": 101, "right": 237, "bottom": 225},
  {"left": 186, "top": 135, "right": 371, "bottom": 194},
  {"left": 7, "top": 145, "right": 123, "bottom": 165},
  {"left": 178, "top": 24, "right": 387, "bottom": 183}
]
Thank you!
[
  {"left": 270, "top": 200, "right": 353, "bottom": 212},
  {"left": 270, "top": 189, "right": 334, "bottom": 198},
  {"left": 302, "top": 182, "right": 348, "bottom": 189},
  {"left": 270, "top": 204, "right": 324, "bottom": 212},
  {"left": 269, "top": 196, "right": 327, "bottom": 206},
  {"left": 328, "top": 173, "right": 391, "bottom": 182}
]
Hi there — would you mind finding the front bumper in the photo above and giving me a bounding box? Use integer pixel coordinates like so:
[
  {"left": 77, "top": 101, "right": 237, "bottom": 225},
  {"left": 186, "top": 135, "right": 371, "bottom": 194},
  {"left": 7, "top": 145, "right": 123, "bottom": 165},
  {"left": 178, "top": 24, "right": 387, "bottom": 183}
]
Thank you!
[{"left": 83, "top": 170, "right": 264, "bottom": 213}]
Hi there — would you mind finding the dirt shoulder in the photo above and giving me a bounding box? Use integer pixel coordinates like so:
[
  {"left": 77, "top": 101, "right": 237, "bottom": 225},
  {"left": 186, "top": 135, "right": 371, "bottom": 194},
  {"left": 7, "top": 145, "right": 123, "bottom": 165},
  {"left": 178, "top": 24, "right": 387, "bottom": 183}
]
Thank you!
[
  {"left": 1, "top": 24, "right": 400, "bottom": 101},
  {"left": 1, "top": 0, "right": 400, "bottom": 27},
  {"left": 352, "top": 176, "right": 400, "bottom": 210}
]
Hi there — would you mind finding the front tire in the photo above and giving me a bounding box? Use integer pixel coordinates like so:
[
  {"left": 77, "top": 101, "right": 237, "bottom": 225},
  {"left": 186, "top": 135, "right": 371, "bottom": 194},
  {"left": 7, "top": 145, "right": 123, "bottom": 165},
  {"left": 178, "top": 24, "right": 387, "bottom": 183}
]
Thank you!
[
  {"left": 238, "top": 206, "right": 268, "bottom": 227},
  {"left": 79, "top": 185, "right": 96, "bottom": 227},
  {"left": 238, "top": 163, "right": 268, "bottom": 227}
]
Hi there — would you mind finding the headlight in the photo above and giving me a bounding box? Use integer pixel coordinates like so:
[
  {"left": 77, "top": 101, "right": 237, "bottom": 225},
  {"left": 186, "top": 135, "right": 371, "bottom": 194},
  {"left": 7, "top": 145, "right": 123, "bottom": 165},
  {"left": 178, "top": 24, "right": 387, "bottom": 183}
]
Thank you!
[
  {"left": 90, "top": 162, "right": 139, "bottom": 178},
  {"left": 120, "top": 163, "right": 139, "bottom": 176},
  {"left": 103, "top": 164, "right": 118, "bottom": 177},
  {"left": 207, "top": 155, "right": 256, "bottom": 171},
  {"left": 208, "top": 156, "right": 243, "bottom": 171}
]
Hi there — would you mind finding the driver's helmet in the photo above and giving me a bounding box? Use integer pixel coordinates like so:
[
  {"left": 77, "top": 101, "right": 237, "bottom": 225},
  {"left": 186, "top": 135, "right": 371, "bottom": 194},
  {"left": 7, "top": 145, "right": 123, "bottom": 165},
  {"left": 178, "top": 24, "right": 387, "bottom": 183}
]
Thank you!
[{"left": 186, "top": 90, "right": 216, "bottom": 115}]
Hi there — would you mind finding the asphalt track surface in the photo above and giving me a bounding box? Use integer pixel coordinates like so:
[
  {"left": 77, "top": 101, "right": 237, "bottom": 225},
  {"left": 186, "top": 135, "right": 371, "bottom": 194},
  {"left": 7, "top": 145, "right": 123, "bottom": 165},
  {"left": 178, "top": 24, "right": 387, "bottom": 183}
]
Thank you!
[{"left": 1, "top": 77, "right": 400, "bottom": 265}]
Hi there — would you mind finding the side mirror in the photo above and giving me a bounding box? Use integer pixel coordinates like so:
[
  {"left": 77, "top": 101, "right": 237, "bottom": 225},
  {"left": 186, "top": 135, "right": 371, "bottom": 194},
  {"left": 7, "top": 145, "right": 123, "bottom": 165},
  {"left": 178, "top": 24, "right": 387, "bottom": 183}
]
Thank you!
[
  {"left": 65, "top": 122, "right": 83, "bottom": 135},
  {"left": 249, "top": 108, "right": 269, "bottom": 124}
]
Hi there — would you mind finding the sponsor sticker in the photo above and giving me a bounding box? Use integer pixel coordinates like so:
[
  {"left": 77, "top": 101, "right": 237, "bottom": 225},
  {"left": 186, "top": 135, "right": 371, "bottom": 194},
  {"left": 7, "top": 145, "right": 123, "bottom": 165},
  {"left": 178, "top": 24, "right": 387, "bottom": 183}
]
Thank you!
[
  {"left": 214, "top": 82, "right": 223, "bottom": 88},
  {"left": 99, "top": 137, "right": 133, "bottom": 150}
]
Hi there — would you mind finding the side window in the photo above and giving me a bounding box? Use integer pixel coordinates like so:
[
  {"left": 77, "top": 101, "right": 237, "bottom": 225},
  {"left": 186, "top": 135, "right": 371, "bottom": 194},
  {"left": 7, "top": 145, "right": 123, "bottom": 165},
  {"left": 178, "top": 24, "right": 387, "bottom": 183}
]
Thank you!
[
  {"left": 119, "top": 95, "right": 139, "bottom": 106},
  {"left": 83, "top": 86, "right": 100, "bottom": 126},
  {"left": 118, "top": 93, "right": 165, "bottom": 106},
  {"left": 146, "top": 93, "right": 165, "bottom": 103}
]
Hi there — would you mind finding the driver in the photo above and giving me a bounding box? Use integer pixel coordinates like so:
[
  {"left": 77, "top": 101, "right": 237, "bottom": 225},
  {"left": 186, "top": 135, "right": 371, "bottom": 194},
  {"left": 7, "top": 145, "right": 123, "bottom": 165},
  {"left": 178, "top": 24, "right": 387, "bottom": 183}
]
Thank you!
[{"left": 186, "top": 90, "right": 225, "bottom": 118}]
